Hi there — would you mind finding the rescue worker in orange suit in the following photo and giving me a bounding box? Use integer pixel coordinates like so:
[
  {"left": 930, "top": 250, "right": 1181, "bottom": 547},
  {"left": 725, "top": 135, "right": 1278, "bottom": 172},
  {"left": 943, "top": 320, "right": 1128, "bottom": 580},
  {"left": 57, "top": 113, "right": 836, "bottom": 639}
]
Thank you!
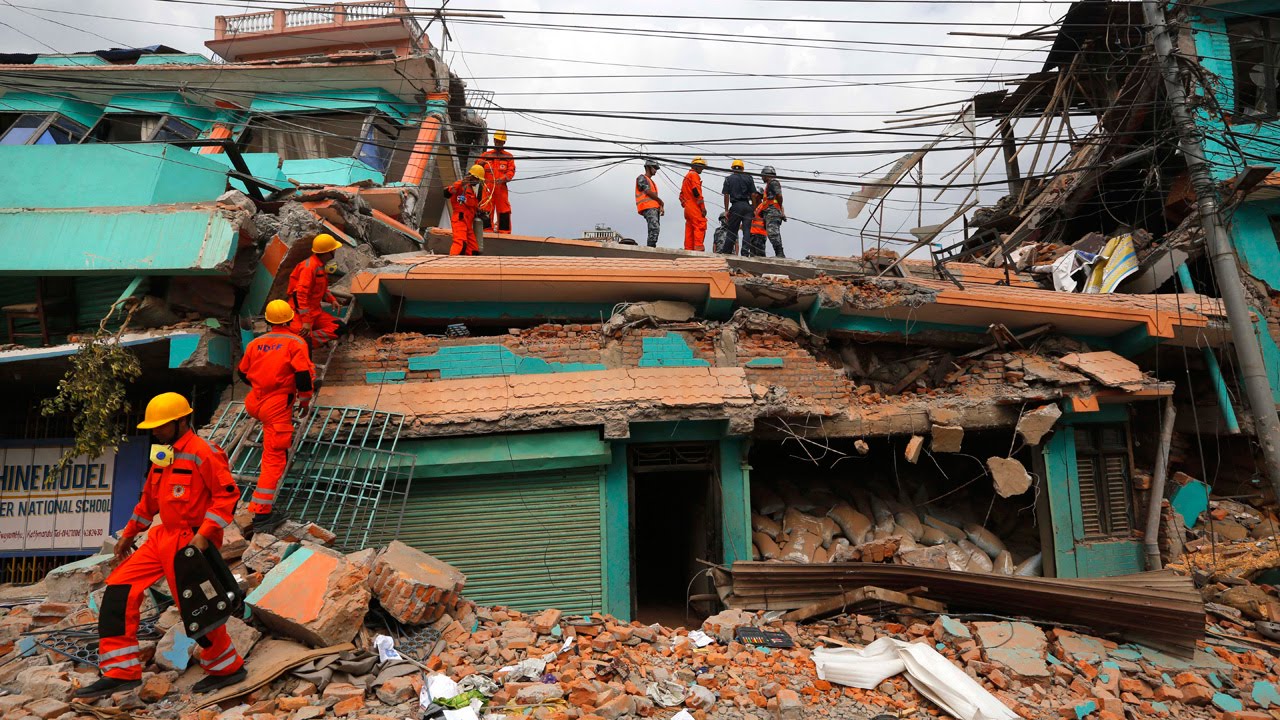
[
  {"left": 635, "top": 158, "right": 664, "bottom": 247},
  {"left": 680, "top": 157, "right": 708, "bottom": 251},
  {"left": 239, "top": 300, "right": 315, "bottom": 537},
  {"left": 287, "top": 233, "right": 346, "bottom": 349},
  {"left": 74, "top": 393, "right": 244, "bottom": 699},
  {"left": 445, "top": 164, "right": 486, "bottom": 256},
  {"left": 477, "top": 130, "right": 515, "bottom": 233}
]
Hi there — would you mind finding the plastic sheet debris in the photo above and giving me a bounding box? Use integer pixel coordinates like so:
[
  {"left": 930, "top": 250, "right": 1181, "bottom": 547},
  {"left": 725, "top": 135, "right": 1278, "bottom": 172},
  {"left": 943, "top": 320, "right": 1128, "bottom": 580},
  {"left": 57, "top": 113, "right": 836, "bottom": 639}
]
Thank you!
[
  {"left": 374, "top": 634, "right": 401, "bottom": 662},
  {"left": 734, "top": 627, "right": 794, "bottom": 648},
  {"left": 647, "top": 680, "right": 687, "bottom": 707},
  {"left": 672, "top": 711, "right": 696, "bottom": 720},
  {"left": 814, "top": 637, "right": 1016, "bottom": 720},
  {"left": 497, "top": 657, "right": 547, "bottom": 682},
  {"left": 688, "top": 629, "right": 715, "bottom": 647},
  {"left": 458, "top": 674, "right": 499, "bottom": 697}
]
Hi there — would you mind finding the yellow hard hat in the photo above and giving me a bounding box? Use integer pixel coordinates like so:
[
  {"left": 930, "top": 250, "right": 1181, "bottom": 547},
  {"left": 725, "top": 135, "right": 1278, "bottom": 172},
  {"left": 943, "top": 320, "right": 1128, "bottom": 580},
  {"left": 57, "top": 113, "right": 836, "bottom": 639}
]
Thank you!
[
  {"left": 311, "top": 233, "right": 342, "bottom": 254},
  {"left": 264, "top": 299, "right": 295, "bottom": 325},
  {"left": 731, "top": 159, "right": 745, "bottom": 170},
  {"left": 137, "top": 392, "right": 194, "bottom": 430},
  {"left": 469, "top": 164, "right": 486, "bottom": 180},
  {"left": 691, "top": 157, "right": 707, "bottom": 166},
  {"left": 494, "top": 130, "right": 508, "bottom": 142}
]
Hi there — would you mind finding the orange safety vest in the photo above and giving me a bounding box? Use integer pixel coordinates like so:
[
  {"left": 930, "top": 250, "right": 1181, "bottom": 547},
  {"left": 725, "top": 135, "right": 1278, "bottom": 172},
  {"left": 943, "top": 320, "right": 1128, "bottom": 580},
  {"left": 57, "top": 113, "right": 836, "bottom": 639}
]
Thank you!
[
  {"left": 751, "top": 203, "right": 767, "bottom": 236},
  {"left": 635, "top": 174, "right": 660, "bottom": 214},
  {"left": 679, "top": 170, "right": 703, "bottom": 212}
]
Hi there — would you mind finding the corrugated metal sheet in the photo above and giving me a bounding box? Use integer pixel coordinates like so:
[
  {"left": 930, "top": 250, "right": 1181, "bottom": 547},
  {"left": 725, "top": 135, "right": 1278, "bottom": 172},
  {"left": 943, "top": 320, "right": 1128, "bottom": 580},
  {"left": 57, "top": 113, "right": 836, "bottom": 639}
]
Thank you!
[
  {"left": 398, "top": 469, "right": 604, "bottom": 614},
  {"left": 0, "top": 206, "right": 236, "bottom": 274}
]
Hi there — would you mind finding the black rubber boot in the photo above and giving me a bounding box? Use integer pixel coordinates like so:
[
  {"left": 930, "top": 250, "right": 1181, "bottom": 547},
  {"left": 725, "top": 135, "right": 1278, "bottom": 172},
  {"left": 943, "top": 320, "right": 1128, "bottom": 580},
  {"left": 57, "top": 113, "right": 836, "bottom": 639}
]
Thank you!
[
  {"left": 74, "top": 676, "right": 141, "bottom": 700},
  {"left": 193, "top": 668, "right": 247, "bottom": 694}
]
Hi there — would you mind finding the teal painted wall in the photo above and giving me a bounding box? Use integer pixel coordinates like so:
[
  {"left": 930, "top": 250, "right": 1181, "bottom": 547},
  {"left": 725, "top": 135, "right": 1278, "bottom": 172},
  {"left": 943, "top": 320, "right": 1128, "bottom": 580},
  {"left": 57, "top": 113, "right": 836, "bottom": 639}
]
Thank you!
[
  {"left": 1223, "top": 200, "right": 1280, "bottom": 290},
  {"left": 0, "top": 92, "right": 101, "bottom": 128},
  {"left": 603, "top": 445, "right": 631, "bottom": 619},
  {"left": 719, "top": 437, "right": 753, "bottom": 565},
  {"left": 638, "top": 333, "right": 709, "bottom": 368},
  {"left": 33, "top": 55, "right": 108, "bottom": 66},
  {"left": 280, "top": 157, "right": 384, "bottom": 186},
  {"left": 395, "top": 430, "right": 611, "bottom": 479},
  {"left": 0, "top": 144, "right": 229, "bottom": 208},
  {"left": 135, "top": 54, "right": 211, "bottom": 65},
  {"left": 0, "top": 206, "right": 237, "bottom": 274},
  {"left": 248, "top": 88, "right": 416, "bottom": 120},
  {"left": 103, "top": 92, "right": 216, "bottom": 129},
  {"left": 406, "top": 344, "right": 606, "bottom": 379}
]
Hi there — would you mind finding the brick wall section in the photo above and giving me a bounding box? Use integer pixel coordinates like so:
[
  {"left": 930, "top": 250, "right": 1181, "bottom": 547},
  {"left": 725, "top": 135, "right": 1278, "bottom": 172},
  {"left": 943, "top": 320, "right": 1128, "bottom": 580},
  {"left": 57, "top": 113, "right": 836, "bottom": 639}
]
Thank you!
[{"left": 735, "top": 330, "right": 851, "bottom": 412}]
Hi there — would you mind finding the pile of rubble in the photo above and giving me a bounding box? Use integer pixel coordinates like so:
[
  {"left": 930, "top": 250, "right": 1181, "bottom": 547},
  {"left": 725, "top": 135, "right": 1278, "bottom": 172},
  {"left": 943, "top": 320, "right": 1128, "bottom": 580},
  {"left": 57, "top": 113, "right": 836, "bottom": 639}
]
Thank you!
[
  {"left": 1, "top": 514, "right": 1278, "bottom": 720},
  {"left": 749, "top": 471, "right": 1043, "bottom": 575}
]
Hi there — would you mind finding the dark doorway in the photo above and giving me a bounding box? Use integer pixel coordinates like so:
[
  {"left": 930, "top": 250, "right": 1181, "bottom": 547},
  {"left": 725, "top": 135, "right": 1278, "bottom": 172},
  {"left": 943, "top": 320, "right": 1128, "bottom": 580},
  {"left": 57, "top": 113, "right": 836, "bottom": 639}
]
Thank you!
[{"left": 629, "top": 443, "right": 720, "bottom": 627}]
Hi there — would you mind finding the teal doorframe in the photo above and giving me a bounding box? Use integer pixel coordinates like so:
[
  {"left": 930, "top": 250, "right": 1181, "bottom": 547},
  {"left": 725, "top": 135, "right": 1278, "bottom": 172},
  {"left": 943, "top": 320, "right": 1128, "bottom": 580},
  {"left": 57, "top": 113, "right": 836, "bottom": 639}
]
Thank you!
[
  {"left": 1041, "top": 403, "right": 1144, "bottom": 578},
  {"left": 599, "top": 421, "right": 751, "bottom": 620}
]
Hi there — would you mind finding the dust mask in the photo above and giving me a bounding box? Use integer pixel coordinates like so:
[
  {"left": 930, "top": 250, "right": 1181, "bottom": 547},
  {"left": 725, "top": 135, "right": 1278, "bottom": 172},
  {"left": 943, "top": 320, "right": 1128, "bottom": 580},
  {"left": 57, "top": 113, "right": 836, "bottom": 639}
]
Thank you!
[{"left": 150, "top": 444, "right": 175, "bottom": 467}]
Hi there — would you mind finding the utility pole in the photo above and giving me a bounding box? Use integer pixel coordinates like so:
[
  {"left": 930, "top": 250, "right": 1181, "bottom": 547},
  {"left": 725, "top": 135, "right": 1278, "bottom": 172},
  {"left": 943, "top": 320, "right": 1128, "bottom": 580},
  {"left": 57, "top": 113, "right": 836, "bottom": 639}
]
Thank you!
[{"left": 1144, "top": 0, "right": 1280, "bottom": 493}]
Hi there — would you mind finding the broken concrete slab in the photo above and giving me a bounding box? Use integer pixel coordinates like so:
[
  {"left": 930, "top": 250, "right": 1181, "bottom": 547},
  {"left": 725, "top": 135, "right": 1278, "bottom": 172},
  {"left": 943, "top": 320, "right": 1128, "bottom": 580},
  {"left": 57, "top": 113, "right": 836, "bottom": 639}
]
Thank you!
[
  {"left": 703, "top": 608, "right": 755, "bottom": 644},
  {"left": 1058, "top": 351, "right": 1146, "bottom": 391},
  {"left": 247, "top": 545, "right": 371, "bottom": 647},
  {"left": 988, "top": 457, "right": 1033, "bottom": 498},
  {"left": 44, "top": 554, "right": 114, "bottom": 605},
  {"left": 367, "top": 541, "right": 466, "bottom": 625},
  {"left": 930, "top": 424, "right": 964, "bottom": 453},
  {"left": 1016, "top": 403, "right": 1062, "bottom": 445},
  {"left": 974, "top": 621, "right": 1050, "bottom": 679},
  {"left": 622, "top": 301, "right": 697, "bottom": 324}
]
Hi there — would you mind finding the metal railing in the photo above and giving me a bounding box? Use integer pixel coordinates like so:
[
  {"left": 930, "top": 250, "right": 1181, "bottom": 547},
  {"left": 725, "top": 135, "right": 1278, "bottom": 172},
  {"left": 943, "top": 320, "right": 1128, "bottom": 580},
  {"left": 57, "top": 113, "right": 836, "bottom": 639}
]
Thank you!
[
  {"left": 215, "top": 0, "right": 411, "bottom": 38},
  {"left": 203, "top": 403, "right": 413, "bottom": 551}
]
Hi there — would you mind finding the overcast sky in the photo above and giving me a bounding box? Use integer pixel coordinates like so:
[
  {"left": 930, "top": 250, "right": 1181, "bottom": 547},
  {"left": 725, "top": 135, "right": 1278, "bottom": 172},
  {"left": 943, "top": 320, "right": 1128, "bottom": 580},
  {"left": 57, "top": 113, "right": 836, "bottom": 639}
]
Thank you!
[{"left": 0, "top": 0, "right": 1073, "bottom": 257}]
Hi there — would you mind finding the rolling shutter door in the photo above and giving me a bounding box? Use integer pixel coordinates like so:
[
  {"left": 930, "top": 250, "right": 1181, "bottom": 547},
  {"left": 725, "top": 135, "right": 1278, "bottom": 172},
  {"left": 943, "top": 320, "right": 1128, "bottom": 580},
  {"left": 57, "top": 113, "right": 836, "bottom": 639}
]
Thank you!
[{"left": 396, "top": 468, "right": 604, "bottom": 615}]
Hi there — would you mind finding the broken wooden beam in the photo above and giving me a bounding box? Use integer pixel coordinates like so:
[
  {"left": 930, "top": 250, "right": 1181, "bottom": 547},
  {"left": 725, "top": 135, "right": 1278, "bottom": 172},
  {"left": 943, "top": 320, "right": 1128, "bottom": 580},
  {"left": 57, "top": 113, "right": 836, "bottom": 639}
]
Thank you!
[{"left": 780, "top": 585, "right": 947, "bottom": 623}]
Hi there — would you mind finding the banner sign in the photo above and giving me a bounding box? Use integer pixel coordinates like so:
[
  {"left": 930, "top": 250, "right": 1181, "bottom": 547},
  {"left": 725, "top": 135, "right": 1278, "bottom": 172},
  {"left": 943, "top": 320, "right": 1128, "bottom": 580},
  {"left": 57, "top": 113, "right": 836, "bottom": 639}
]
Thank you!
[{"left": 0, "top": 446, "right": 115, "bottom": 552}]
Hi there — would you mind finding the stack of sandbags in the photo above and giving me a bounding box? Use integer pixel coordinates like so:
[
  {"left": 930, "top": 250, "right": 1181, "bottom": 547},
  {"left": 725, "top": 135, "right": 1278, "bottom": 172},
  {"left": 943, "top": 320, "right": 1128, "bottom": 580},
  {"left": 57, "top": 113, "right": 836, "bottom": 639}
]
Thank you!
[{"left": 748, "top": 480, "right": 1041, "bottom": 576}]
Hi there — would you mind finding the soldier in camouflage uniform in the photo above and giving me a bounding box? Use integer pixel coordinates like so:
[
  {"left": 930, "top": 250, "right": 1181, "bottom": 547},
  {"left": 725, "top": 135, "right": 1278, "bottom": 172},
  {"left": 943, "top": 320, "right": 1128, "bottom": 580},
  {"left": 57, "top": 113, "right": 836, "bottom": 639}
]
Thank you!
[
  {"left": 760, "top": 166, "right": 786, "bottom": 258},
  {"left": 712, "top": 212, "right": 731, "bottom": 254},
  {"left": 635, "top": 158, "right": 664, "bottom": 247}
]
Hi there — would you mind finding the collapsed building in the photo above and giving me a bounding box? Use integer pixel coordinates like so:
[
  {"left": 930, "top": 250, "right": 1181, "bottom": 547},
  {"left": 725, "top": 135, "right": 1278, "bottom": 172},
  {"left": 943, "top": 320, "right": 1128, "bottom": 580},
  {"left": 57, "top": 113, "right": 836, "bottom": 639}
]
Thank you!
[{"left": 0, "top": 0, "right": 1272, "bottom": 636}]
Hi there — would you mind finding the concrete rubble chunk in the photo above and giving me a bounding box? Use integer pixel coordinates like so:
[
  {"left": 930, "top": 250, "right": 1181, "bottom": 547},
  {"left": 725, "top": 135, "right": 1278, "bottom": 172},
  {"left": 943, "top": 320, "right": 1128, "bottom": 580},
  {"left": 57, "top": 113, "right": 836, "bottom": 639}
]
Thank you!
[
  {"left": 44, "top": 554, "right": 115, "bottom": 604},
  {"left": 703, "top": 608, "right": 754, "bottom": 644},
  {"left": 1016, "top": 403, "right": 1062, "bottom": 445},
  {"left": 988, "top": 456, "right": 1033, "bottom": 498},
  {"left": 1058, "top": 351, "right": 1147, "bottom": 390},
  {"left": 623, "top": 301, "right": 697, "bottom": 324},
  {"left": 974, "top": 621, "right": 1050, "bottom": 679},
  {"left": 247, "top": 545, "right": 371, "bottom": 647},
  {"left": 368, "top": 541, "right": 467, "bottom": 625},
  {"left": 904, "top": 435, "right": 925, "bottom": 464},
  {"left": 242, "top": 532, "right": 288, "bottom": 574},
  {"left": 930, "top": 424, "right": 964, "bottom": 453}
]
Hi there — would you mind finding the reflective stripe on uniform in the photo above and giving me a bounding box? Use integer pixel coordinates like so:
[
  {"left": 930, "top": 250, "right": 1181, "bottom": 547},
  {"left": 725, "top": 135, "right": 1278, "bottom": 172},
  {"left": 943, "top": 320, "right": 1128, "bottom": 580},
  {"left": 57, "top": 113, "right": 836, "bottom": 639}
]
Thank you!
[
  {"left": 130, "top": 513, "right": 151, "bottom": 528},
  {"left": 174, "top": 452, "right": 204, "bottom": 465},
  {"left": 98, "top": 645, "right": 140, "bottom": 662},
  {"left": 204, "top": 511, "right": 229, "bottom": 528},
  {"left": 102, "top": 658, "right": 142, "bottom": 670},
  {"left": 205, "top": 647, "right": 241, "bottom": 673}
]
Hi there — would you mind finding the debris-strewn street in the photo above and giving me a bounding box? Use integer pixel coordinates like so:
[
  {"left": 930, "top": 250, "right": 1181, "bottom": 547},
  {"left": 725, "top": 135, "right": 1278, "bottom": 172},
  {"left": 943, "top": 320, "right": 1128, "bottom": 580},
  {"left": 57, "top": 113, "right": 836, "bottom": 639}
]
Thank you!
[{"left": 0, "top": 506, "right": 1279, "bottom": 720}]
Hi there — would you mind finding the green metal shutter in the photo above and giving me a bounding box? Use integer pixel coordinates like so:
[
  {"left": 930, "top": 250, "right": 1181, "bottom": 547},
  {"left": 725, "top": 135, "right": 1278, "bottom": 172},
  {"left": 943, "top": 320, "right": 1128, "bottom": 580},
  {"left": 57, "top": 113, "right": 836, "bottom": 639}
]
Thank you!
[{"left": 397, "top": 469, "right": 604, "bottom": 615}]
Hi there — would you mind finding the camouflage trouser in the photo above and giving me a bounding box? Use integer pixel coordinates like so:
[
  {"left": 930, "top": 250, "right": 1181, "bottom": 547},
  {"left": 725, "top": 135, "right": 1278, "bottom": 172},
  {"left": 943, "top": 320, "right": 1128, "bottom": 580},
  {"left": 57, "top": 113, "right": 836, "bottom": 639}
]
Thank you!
[
  {"left": 640, "top": 208, "right": 661, "bottom": 247},
  {"left": 744, "top": 233, "right": 767, "bottom": 257},
  {"left": 763, "top": 208, "right": 785, "bottom": 257},
  {"left": 712, "top": 226, "right": 733, "bottom": 254}
]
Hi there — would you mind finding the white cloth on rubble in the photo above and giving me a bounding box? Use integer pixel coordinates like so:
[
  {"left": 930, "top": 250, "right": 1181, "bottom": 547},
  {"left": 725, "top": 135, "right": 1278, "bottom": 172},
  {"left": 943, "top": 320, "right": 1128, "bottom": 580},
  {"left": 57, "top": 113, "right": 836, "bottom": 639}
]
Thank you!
[{"left": 813, "top": 637, "right": 1017, "bottom": 720}]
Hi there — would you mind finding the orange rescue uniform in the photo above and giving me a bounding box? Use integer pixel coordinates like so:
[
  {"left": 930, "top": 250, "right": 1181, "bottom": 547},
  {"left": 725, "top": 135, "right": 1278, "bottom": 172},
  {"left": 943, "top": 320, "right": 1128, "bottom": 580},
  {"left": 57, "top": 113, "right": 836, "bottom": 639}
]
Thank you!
[
  {"left": 445, "top": 179, "right": 481, "bottom": 255},
  {"left": 238, "top": 330, "right": 314, "bottom": 515},
  {"left": 99, "top": 430, "right": 242, "bottom": 681},
  {"left": 477, "top": 148, "right": 515, "bottom": 232},
  {"left": 680, "top": 169, "right": 707, "bottom": 251},
  {"left": 287, "top": 255, "right": 340, "bottom": 348}
]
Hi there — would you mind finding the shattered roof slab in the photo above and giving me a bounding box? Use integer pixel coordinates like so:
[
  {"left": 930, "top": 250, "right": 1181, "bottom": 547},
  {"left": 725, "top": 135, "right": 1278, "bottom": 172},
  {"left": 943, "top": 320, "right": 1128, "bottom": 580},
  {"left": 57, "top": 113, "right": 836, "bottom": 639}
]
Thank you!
[
  {"left": 353, "top": 255, "right": 735, "bottom": 306},
  {"left": 0, "top": 203, "right": 238, "bottom": 274}
]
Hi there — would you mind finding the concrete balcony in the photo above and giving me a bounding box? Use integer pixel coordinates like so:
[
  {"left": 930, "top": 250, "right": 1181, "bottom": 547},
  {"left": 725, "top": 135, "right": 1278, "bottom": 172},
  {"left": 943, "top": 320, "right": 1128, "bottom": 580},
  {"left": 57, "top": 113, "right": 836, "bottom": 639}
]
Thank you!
[{"left": 207, "top": 0, "right": 426, "bottom": 63}]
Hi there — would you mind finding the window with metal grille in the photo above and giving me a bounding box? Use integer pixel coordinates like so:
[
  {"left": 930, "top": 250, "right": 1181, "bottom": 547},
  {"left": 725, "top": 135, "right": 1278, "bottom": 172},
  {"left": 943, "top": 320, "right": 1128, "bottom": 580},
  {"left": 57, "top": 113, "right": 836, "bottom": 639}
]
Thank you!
[{"left": 1074, "top": 425, "right": 1134, "bottom": 539}]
